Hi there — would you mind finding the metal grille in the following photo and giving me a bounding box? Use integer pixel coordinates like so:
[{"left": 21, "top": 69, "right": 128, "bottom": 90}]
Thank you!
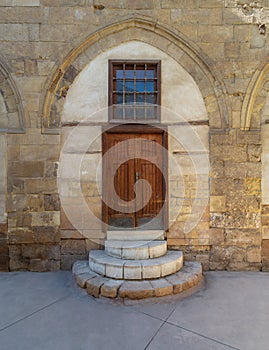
[{"left": 109, "top": 61, "right": 161, "bottom": 122}]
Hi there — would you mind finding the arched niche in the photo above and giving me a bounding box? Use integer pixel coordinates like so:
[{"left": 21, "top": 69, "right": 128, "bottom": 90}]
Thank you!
[{"left": 41, "top": 17, "right": 229, "bottom": 133}]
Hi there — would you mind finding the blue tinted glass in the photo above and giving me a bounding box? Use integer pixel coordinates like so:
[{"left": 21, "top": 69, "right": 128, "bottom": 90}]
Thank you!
[
  {"left": 136, "top": 94, "right": 145, "bottom": 104},
  {"left": 125, "top": 81, "right": 134, "bottom": 92},
  {"left": 136, "top": 81, "right": 145, "bottom": 92},
  {"left": 116, "top": 80, "right": 124, "bottom": 92},
  {"left": 146, "top": 70, "right": 154, "bottom": 78},
  {"left": 125, "top": 70, "right": 134, "bottom": 79},
  {"left": 125, "top": 94, "right": 134, "bottom": 104},
  {"left": 136, "top": 70, "right": 146, "bottom": 79},
  {"left": 116, "top": 94, "right": 123, "bottom": 104},
  {"left": 146, "top": 94, "right": 154, "bottom": 104},
  {"left": 146, "top": 81, "right": 154, "bottom": 92},
  {"left": 116, "top": 70, "right": 124, "bottom": 78}
]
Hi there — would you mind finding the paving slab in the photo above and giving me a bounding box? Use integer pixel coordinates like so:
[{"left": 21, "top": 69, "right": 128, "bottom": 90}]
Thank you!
[
  {"left": 0, "top": 271, "right": 269, "bottom": 350},
  {"left": 0, "top": 271, "right": 71, "bottom": 330},
  {"left": 167, "top": 271, "right": 269, "bottom": 350}
]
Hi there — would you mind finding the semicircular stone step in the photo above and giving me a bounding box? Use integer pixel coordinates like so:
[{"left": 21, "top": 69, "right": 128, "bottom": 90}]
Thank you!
[
  {"left": 105, "top": 240, "right": 167, "bottom": 260},
  {"left": 72, "top": 260, "right": 203, "bottom": 299},
  {"left": 89, "top": 250, "right": 183, "bottom": 280}
]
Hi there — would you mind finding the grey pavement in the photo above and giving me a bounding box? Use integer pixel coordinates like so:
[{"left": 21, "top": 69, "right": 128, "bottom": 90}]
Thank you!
[{"left": 0, "top": 270, "right": 268, "bottom": 350}]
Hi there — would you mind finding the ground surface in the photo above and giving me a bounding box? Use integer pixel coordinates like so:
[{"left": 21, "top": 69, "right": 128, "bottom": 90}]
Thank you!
[{"left": 0, "top": 270, "right": 268, "bottom": 350}]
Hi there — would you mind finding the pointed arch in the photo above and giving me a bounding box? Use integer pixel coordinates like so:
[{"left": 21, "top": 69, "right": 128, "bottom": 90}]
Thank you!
[
  {"left": 0, "top": 59, "right": 24, "bottom": 133},
  {"left": 41, "top": 16, "right": 230, "bottom": 133},
  {"left": 241, "top": 58, "right": 269, "bottom": 130}
]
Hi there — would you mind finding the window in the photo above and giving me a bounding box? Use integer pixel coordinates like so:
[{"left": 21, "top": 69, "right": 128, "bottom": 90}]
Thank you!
[{"left": 109, "top": 60, "right": 161, "bottom": 122}]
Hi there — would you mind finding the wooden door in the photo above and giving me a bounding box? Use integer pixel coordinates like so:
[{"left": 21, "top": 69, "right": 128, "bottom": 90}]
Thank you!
[{"left": 103, "top": 131, "right": 165, "bottom": 229}]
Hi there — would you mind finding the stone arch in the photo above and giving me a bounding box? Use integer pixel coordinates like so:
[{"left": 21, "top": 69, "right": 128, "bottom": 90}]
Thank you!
[
  {"left": 0, "top": 59, "right": 24, "bottom": 133},
  {"left": 41, "top": 16, "right": 229, "bottom": 133},
  {"left": 241, "top": 59, "right": 269, "bottom": 130}
]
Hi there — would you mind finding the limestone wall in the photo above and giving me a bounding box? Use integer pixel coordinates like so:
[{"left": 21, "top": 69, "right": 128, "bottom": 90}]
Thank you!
[{"left": 0, "top": 0, "right": 268, "bottom": 271}]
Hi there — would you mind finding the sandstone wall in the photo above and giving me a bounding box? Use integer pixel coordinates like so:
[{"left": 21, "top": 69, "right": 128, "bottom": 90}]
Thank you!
[{"left": 0, "top": 0, "right": 268, "bottom": 271}]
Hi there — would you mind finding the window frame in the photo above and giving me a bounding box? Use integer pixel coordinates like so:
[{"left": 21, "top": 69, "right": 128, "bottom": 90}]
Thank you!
[{"left": 108, "top": 59, "right": 161, "bottom": 123}]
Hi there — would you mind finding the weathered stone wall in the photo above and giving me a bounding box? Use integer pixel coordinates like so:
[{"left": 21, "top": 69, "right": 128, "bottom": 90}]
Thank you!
[{"left": 0, "top": 0, "right": 268, "bottom": 271}]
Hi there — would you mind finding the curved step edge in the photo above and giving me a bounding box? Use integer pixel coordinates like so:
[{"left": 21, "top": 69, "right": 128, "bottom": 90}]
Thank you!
[
  {"left": 72, "top": 260, "right": 203, "bottom": 299},
  {"left": 105, "top": 240, "right": 167, "bottom": 260},
  {"left": 89, "top": 250, "right": 183, "bottom": 280}
]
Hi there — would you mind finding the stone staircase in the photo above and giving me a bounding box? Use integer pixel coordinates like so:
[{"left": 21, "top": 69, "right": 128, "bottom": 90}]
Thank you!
[{"left": 73, "top": 231, "right": 203, "bottom": 300}]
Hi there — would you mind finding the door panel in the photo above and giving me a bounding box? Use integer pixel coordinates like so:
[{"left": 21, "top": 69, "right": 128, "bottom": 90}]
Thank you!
[{"left": 103, "top": 131, "right": 165, "bottom": 229}]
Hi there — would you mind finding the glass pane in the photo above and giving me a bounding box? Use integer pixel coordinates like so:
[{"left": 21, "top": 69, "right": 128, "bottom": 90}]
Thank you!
[
  {"left": 136, "top": 69, "right": 146, "bottom": 79},
  {"left": 125, "top": 70, "right": 134, "bottom": 79},
  {"left": 136, "top": 81, "right": 145, "bottom": 92},
  {"left": 146, "top": 93, "right": 154, "bottom": 104},
  {"left": 125, "top": 94, "right": 134, "bottom": 104},
  {"left": 116, "top": 93, "right": 123, "bottom": 104},
  {"left": 136, "top": 94, "right": 145, "bottom": 104},
  {"left": 116, "top": 80, "right": 124, "bottom": 92},
  {"left": 125, "top": 107, "right": 134, "bottom": 119},
  {"left": 146, "top": 69, "right": 155, "bottom": 78},
  {"left": 115, "top": 106, "right": 123, "bottom": 119},
  {"left": 146, "top": 81, "right": 154, "bottom": 92},
  {"left": 116, "top": 70, "right": 124, "bottom": 79},
  {"left": 125, "top": 81, "right": 134, "bottom": 92},
  {"left": 136, "top": 107, "right": 145, "bottom": 119},
  {"left": 146, "top": 106, "right": 155, "bottom": 119}
]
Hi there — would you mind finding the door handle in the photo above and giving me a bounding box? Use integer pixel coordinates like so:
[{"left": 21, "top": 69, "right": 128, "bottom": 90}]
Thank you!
[{"left": 135, "top": 172, "right": 139, "bottom": 182}]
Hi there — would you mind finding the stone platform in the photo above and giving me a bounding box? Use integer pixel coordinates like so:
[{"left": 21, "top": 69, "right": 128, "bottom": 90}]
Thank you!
[
  {"left": 73, "top": 236, "right": 203, "bottom": 299},
  {"left": 73, "top": 260, "right": 203, "bottom": 299}
]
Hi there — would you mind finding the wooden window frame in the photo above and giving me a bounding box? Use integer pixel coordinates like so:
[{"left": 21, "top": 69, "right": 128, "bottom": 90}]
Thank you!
[{"left": 108, "top": 60, "right": 161, "bottom": 123}]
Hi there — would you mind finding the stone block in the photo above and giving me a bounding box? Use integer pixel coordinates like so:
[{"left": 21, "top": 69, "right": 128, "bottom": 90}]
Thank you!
[
  {"left": 0, "top": 255, "right": 9, "bottom": 271},
  {"left": 61, "top": 239, "right": 86, "bottom": 254},
  {"left": 199, "top": 25, "right": 233, "bottom": 43},
  {"left": 9, "top": 228, "right": 35, "bottom": 244},
  {"left": 61, "top": 229, "right": 84, "bottom": 239},
  {"left": 141, "top": 261, "right": 161, "bottom": 279},
  {"left": 32, "top": 211, "right": 60, "bottom": 227},
  {"left": 75, "top": 272, "right": 97, "bottom": 288},
  {"left": 24, "top": 178, "right": 58, "bottom": 194},
  {"left": 44, "top": 194, "right": 60, "bottom": 211},
  {"left": 20, "top": 145, "right": 60, "bottom": 161},
  {"left": 149, "top": 241, "right": 167, "bottom": 258},
  {"left": 61, "top": 254, "right": 87, "bottom": 270},
  {"left": 28, "top": 194, "right": 44, "bottom": 211},
  {"left": 9, "top": 161, "right": 44, "bottom": 178},
  {"left": 86, "top": 276, "right": 107, "bottom": 298},
  {"left": 119, "top": 281, "right": 154, "bottom": 299},
  {"left": 101, "top": 279, "right": 123, "bottom": 298},
  {"left": 33, "top": 226, "right": 60, "bottom": 243},
  {"left": 0, "top": 24, "right": 29, "bottom": 41},
  {"left": 29, "top": 259, "right": 60, "bottom": 272},
  {"left": 59, "top": 0, "right": 85, "bottom": 5},
  {"left": 150, "top": 279, "right": 173, "bottom": 297},
  {"left": 105, "top": 260, "right": 123, "bottom": 279},
  {"left": 21, "top": 244, "right": 60, "bottom": 260},
  {"left": 123, "top": 261, "right": 141, "bottom": 280},
  {"left": 13, "top": 0, "right": 40, "bottom": 5},
  {"left": 44, "top": 162, "right": 58, "bottom": 178},
  {"left": 210, "top": 196, "right": 226, "bottom": 212}
]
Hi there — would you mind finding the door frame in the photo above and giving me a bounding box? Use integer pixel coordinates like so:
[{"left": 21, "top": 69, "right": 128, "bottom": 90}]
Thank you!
[{"left": 102, "top": 124, "right": 168, "bottom": 231}]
